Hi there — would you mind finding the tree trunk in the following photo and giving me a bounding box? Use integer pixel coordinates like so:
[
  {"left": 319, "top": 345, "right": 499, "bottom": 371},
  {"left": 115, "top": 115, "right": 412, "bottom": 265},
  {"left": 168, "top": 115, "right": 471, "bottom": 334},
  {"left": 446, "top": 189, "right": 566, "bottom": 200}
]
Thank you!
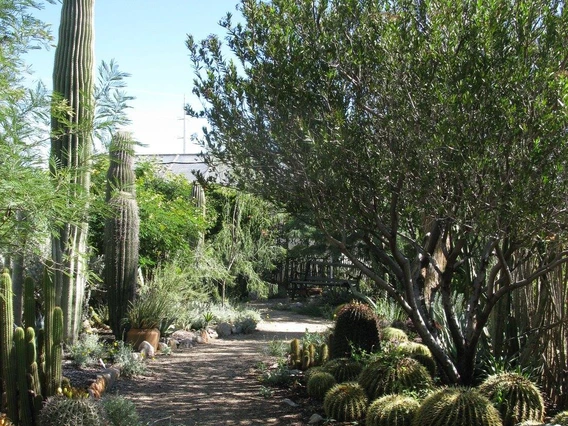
[{"left": 50, "top": 0, "right": 95, "bottom": 344}]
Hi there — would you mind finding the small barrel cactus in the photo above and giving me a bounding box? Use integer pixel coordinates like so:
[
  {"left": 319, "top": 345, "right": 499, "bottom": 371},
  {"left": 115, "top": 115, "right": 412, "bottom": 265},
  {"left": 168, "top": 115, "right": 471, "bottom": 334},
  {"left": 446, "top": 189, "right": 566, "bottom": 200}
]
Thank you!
[
  {"left": 366, "top": 394, "right": 420, "bottom": 426},
  {"left": 381, "top": 327, "right": 409, "bottom": 343},
  {"left": 478, "top": 372, "right": 544, "bottom": 426},
  {"left": 394, "top": 341, "right": 437, "bottom": 377},
  {"left": 551, "top": 411, "right": 568, "bottom": 425},
  {"left": 38, "top": 396, "right": 107, "bottom": 426},
  {"left": 331, "top": 301, "right": 381, "bottom": 358},
  {"left": 412, "top": 387, "right": 502, "bottom": 426},
  {"left": 304, "top": 366, "right": 325, "bottom": 383},
  {"left": 322, "top": 357, "right": 363, "bottom": 383},
  {"left": 307, "top": 371, "right": 337, "bottom": 400},
  {"left": 324, "top": 382, "right": 369, "bottom": 422},
  {"left": 359, "top": 355, "right": 433, "bottom": 400}
]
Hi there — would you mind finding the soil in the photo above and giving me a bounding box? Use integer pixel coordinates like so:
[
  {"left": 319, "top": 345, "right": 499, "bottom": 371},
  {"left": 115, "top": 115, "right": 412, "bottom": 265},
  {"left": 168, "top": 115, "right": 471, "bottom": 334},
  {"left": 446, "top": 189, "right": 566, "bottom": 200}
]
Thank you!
[{"left": 113, "top": 300, "right": 333, "bottom": 426}]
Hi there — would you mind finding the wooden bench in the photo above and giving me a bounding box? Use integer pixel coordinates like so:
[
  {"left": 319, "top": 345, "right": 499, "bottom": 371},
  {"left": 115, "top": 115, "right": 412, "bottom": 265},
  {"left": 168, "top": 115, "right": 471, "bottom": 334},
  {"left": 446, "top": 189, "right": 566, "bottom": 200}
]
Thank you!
[{"left": 287, "top": 276, "right": 357, "bottom": 300}]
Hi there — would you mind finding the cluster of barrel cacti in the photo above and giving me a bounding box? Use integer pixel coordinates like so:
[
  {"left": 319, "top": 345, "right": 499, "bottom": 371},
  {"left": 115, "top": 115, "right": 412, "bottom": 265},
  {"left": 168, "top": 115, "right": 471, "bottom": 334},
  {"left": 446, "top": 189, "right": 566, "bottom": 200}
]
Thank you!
[
  {"left": 289, "top": 338, "right": 329, "bottom": 370},
  {"left": 0, "top": 267, "right": 64, "bottom": 425}
]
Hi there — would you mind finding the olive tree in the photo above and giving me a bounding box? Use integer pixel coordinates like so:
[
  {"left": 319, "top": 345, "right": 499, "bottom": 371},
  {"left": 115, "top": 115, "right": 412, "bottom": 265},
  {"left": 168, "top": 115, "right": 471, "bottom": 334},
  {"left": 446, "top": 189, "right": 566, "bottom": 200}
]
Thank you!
[{"left": 188, "top": 0, "right": 568, "bottom": 384}]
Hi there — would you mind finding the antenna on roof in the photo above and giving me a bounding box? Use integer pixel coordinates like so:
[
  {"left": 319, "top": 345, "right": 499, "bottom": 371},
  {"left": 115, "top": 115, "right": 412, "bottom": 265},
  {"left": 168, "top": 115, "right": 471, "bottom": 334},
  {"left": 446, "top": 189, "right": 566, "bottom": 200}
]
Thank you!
[{"left": 179, "top": 94, "right": 187, "bottom": 154}]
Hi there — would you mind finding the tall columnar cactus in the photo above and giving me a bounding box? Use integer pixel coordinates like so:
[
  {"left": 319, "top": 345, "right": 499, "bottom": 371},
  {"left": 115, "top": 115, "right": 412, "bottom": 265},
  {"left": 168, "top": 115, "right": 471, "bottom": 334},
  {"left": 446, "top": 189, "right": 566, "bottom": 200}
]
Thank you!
[
  {"left": 359, "top": 355, "right": 433, "bottom": 400},
  {"left": 14, "top": 327, "right": 34, "bottom": 426},
  {"left": 412, "top": 387, "right": 503, "bottom": 426},
  {"left": 330, "top": 301, "right": 381, "bottom": 358},
  {"left": 105, "top": 131, "right": 140, "bottom": 340},
  {"left": 290, "top": 338, "right": 301, "bottom": 368},
  {"left": 49, "top": 307, "right": 64, "bottom": 396},
  {"left": 25, "top": 327, "right": 42, "bottom": 419},
  {"left": 50, "top": 0, "right": 95, "bottom": 344},
  {"left": 42, "top": 265, "right": 55, "bottom": 397},
  {"left": 0, "top": 268, "right": 18, "bottom": 423},
  {"left": 191, "top": 181, "right": 206, "bottom": 245},
  {"left": 478, "top": 372, "right": 544, "bottom": 426},
  {"left": 366, "top": 394, "right": 420, "bottom": 426},
  {"left": 323, "top": 382, "right": 369, "bottom": 422},
  {"left": 23, "top": 277, "right": 36, "bottom": 330}
]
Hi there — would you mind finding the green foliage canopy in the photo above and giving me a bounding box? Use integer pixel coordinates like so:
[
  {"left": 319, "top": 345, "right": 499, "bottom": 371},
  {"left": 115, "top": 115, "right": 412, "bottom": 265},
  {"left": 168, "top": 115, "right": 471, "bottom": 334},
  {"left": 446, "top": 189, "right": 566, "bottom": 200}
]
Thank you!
[{"left": 188, "top": 0, "right": 568, "bottom": 384}]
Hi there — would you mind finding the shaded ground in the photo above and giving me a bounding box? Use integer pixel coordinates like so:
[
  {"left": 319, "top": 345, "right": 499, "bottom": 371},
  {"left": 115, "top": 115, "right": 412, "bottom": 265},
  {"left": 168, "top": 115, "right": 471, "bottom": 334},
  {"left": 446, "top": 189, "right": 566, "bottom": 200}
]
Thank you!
[{"left": 114, "top": 300, "right": 332, "bottom": 426}]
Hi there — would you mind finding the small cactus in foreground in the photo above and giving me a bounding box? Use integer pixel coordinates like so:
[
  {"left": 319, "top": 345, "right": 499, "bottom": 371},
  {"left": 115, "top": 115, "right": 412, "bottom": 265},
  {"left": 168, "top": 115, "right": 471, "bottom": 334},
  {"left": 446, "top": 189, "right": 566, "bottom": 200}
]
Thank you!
[
  {"left": 478, "top": 372, "right": 544, "bottom": 426},
  {"left": 307, "top": 372, "right": 337, "bottom": 400},
  {"left": 412, "top": 387, "right": 502, "bottom": 426},
  {"left": 324, "top": 382, "right": 369, "bottom": 422},
  {"left": 551, "top": 411, "right": 568, "bottom": 425},
  {"left": 38, "top": 396, "right": 107, "bottom": 426},
  {"left": 323, "top": 357, "right": 363, "bottom": 383},
  {"left": 359, "top": 355, "right": 433, "bottom": 400},
  {"left": 366, "top": 394, "right": 420, "bottom": 426}
]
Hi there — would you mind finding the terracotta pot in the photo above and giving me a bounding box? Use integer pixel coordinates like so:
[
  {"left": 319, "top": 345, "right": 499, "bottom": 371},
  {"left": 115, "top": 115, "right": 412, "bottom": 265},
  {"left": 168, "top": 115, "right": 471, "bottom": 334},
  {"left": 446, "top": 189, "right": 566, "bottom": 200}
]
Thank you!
[{"left": 126, "top": 328, "right": 160, "bottom": 351}]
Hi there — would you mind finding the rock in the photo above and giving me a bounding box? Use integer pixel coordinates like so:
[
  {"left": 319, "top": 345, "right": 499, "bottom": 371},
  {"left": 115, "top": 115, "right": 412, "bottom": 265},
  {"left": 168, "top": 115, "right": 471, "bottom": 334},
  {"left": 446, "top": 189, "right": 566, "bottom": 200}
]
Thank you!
[
  {"left": 231, "top": 324, "right": 243, "bottom": 335},
  {"left": 138, "top": 340, "right": 155, "bottom": 358},
  {"left": 168, "top": 338, "right": 179, "bottom": 349},
  {"left": 216, "top": 322, "right": 232, "bottom": 337},
  {"left": 171, "top": 330, "right": 197, "bottom": 341},
  {"left": 207, "top": 327, "right": 218, "bottom": 339},
  {"left": 158, "top": 342, "right": 169, "bottom": 352},
  {"left": 308, "top": 414, "right": 324, "bottom": 424},
  {"left": 282, "top": 398, "right": 298, "bottom": 407},
  {"left": 178, "top": 339, "right": 194, "bottom": 349}
]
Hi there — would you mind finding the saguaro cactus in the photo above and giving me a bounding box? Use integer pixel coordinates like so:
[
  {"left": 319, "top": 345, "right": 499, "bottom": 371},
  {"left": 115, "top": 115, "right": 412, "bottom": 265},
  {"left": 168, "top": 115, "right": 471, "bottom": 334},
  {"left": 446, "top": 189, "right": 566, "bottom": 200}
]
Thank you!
[
  {"left": 50, "top": 0, "right": 95, "bottom": 344},
  {"left": 105, "top": 131, "right": 140, "bottom": 340},
  {"left": 0, "top": 269, "right": 18, "bottom": 423}
]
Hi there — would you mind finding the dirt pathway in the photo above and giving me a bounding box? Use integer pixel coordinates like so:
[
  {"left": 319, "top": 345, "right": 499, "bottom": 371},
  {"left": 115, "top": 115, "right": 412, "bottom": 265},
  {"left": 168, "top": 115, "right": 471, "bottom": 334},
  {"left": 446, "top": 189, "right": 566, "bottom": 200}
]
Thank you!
[{"left": 114, "top": 301, "right": 332, "bottom": 426}]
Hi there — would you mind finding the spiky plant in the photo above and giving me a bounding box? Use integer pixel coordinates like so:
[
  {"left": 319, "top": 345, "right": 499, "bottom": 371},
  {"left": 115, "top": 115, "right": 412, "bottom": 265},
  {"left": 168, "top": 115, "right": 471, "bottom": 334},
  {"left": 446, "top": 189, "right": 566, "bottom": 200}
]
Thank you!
[
  {"left": 381, "top": 327, "right": 409, "bottom": 343},
  {"left": 478, "top": 372, "right": 544, "bottom": 426},
  {"left": 304, "top": 366, "right": 325, "bottom": 384},
  {"left": 324, "top": 382, "right": 369, "bottom": 422},
  {"left": 331, "top": 301, "right": 381, "bottom": 358},
  {"left": 551, "top": 411, "right": 568, "bottom": 425},
  {"left": 394, "top": 341, "right": 437, "bottom": 377},
  {"left": 38, "top": 396, "right": 107, "bottom": 426},
  {"left": 412, "top": 387, "right": 503, "bottom": 426},
  {"left": 307, "top": 372, "right": 337, "bottom": 400},
  {"left": 290, "top": 338, "right": 301, "bottom": 368},
  {"left": 359, "top": 354, "right": 433, "bottom": 400},
  {"left": 366, "top": 394, "right": 420, "bottom": 426},
  {"left": 322, "top": 357, "right": 363, "bottom": 383}
]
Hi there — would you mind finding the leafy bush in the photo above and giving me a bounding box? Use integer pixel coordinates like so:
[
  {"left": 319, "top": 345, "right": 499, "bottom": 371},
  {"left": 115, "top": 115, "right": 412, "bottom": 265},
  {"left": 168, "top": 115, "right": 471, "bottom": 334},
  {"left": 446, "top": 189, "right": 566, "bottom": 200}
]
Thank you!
[
  {"left": 258, "top": 359, "right": 294, "bottom": 387},
  {"left": 68, "top": 333, "right": 106, "bottom": 368},
  {"left": 101, "top": 394, "right": 140, "bottom": 426},
  {"left": 112, "top": 341, "right": 147, "bottom": 378}
]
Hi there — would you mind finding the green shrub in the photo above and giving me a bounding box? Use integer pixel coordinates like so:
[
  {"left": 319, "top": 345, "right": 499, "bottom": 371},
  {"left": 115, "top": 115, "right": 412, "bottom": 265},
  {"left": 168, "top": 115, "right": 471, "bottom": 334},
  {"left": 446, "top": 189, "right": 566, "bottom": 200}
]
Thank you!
[
  {"left": 101, "top": 394, "right": 140, "bottom": 426},
  {"left": 366, "top": 394, "right": 420, "bottom": 426},
  {"left": 112, "top": 341, "right": 148, "bottom": 378},
  {"left": 323, "top": 382, "right": 369, "bottom": 422},
  {"left": 258, "top": 359, "right": 293, "bottom": 386},
  {"left": 413, "top": 387, "right": 502, "bottom": 426},
  {"left": 478, "top": 372, "right": 544, "bottom": 426},
  {"left": 68, "top": 333, "right": 106, "bottom": 368}
]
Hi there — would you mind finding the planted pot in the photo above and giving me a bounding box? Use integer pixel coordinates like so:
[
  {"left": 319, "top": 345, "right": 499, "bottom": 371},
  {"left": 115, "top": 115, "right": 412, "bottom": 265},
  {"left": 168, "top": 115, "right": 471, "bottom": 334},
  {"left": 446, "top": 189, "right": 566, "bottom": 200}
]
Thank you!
[{"left": 126, "top": 328, "right": 160, "bottom": 351}]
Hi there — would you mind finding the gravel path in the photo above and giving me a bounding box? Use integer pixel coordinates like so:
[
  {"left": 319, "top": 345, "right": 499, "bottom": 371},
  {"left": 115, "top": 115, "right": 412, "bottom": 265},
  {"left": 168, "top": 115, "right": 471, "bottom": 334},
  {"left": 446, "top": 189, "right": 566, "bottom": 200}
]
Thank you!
[{"left": 114, "top": 301, "right": 332, "bottom": 426}]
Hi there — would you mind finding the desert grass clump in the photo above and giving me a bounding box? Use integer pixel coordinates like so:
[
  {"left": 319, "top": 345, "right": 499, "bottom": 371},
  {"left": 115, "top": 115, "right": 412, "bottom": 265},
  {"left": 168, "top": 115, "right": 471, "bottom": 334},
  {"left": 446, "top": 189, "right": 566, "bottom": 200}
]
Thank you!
[
  {"left": 324, "top": 382, "right": 369, "bottom": 422},
  {"left": 412, "top": 387, "right": 503, "bottom": 426},
  {"left": 307, "top": 371, "right": 337, "bottom": 400},
  {"left": 366, "top": 394, "right": 420, "bottom": 426},
  {"left": 478, "top": 372, "right": 544, "bottom": 426},
  {"left": 359, "top": 354, "right": 433, "bottom": 400}
]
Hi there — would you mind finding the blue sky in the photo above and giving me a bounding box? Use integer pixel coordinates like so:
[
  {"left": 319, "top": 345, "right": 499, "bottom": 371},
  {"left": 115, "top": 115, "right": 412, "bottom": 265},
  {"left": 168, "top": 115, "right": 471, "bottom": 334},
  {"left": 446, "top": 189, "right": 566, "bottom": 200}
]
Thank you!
[{"left": 26, "top": 1, "right": 241, "bottom": 154}]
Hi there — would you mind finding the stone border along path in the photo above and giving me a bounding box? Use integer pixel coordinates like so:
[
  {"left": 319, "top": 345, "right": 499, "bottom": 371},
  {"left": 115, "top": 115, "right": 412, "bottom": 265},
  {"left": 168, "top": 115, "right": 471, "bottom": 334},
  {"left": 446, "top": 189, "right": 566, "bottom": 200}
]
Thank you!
[{"left": 113, "top": 301, "right": 333, "bottom": 426}]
